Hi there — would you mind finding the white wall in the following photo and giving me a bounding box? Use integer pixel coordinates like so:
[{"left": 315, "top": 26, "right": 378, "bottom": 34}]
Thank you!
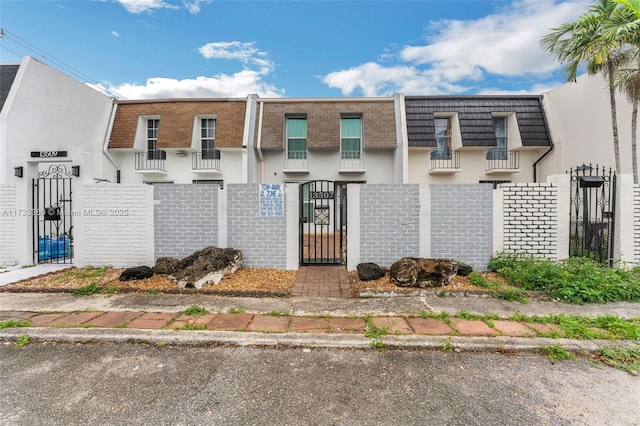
[
  {"left": 0, "top": 185, "right": 17, "bottom": 266},
  {"left": 407, "top": 149, "right": 545, "bottom": 186},
  {"left": 110, "top": 148, "right": 244, "bottom": 184},
  {"left": 0, "top": 57, "right": 115, "bottom": 185},
  {"left": 260, "top": 150, "right": 396, "bottom": 184},
  {"left": 540, "top": 73, "right": 637, "bottom": 180}
]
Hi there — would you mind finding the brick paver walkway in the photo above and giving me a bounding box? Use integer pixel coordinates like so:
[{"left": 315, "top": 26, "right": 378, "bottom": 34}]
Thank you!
[
  {"left": 0, "top": 310, "right": 570, "bottom": 338},
  {"left": 291, "top": 266, "right": 352, "bottom": 298}
]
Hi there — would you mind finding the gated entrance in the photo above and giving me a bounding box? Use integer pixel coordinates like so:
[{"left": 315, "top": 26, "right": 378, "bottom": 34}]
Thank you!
[
  {"left": 299, "top": 180, "right": 346, "bottom": 265},
  {"left": 568, "top": 164, "right": 616, "bottom": 265},
  {"left": 32, "top": 164, "right": 74, "bottom": 264}
]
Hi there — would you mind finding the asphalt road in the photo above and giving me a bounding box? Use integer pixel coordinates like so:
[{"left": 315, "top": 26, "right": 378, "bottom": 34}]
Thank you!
[{"left": 1, "top": 342, "right": 638, "bottom": 426}]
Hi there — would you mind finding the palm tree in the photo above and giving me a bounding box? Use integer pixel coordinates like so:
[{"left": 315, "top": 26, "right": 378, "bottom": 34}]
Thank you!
[
  {"left": 612, "top": 0, "right": 640, "bottom": 183},
  {"left": 541, "top": 0, "right": 623, "bottom": 173}
]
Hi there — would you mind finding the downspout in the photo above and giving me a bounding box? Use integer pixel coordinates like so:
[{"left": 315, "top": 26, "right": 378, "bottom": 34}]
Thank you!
[
  {"left": 533, "top": 95, "right": 555, "bottom": 183},
  {"left": 101, "top": 101, "right": 121, "bottom": 182},
  {"left": 256, "top": 100, "right": 265, "bottom": 183}
]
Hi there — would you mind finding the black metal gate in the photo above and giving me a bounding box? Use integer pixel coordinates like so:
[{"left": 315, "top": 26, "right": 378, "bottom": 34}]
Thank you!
[
  {"left": 569, "top": 164, "right": 616, "bottom": 265},
  {"left": 299, "top": 180, "right": 346, "bottom": 265},
  {"left": 32, "top": 165, "right": 74, "bottom": 264}
]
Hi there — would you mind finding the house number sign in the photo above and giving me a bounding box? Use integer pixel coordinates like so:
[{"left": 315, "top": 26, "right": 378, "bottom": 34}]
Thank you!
[
  {"left": 31, "top": 151, "right": 68, "bottom": 158},
  {"left": 310, "top": 191, "right": 335, "bottom": 200}
]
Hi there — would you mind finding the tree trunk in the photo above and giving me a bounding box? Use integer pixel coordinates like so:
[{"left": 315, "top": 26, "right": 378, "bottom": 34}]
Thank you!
[{"left": 607, "top": 68, "right": 622, "bottom": 174}]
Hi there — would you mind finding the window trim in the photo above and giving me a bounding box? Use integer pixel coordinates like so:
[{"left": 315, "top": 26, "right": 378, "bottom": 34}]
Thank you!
[
  {"left": 340, "top": 115, "right": 362, "bottom": 159},
  {"left": 285, "top": 115, "right": 307, "bottom": 160}
]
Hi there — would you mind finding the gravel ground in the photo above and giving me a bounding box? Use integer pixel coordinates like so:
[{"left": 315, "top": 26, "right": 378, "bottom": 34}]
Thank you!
[{"left": 1, "top": 266, "right": 494, "bottom": 297}]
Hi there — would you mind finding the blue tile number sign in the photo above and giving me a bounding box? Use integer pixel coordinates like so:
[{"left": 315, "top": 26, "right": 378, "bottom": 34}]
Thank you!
[{"left": 259, "top": 184, "right": 284, "bottom": 217}]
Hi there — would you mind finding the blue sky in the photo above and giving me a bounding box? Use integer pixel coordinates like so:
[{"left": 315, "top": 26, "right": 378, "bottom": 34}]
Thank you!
[{"left": 0, "top": 0, "right": 593, "bottom": 99}]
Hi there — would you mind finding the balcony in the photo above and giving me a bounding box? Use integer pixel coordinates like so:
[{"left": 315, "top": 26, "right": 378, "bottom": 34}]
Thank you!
[
  {"left": 192, "top": 150, "right": 221, "bottom": 174},
  {"left": 429, "top": 148, "right": 461, "bottom": 174},
  {"left": 283, "top": 151, "right": 309, "bottom": 173},
  {"left": 134, "top": 150, "right": 166, "bottom": 174},
  {"left": 339, "top": 150, "right": 365, "bottom": 173},
  {"left": 486, "top": 149, "right": 520, "bottom": 174}
]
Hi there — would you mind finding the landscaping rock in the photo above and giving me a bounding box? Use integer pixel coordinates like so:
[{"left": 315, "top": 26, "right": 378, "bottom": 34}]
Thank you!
[
  {"left": 456, "top": 262, "right": 473, "bottom": 277},
  {"left": 389, "top": 257, "right": 458, "bottom": 288},
  {"left": 119, "top": 266, "right": 154, "bottom": 282},
  {"left": 357, "top": 263, "right": 387, "bottom": 281},
  {"left": 152, "top": 257, "right": 179, "bottom": 275},
  {"left": 164, "top": 246, "right": 243, "bottom": 289}
]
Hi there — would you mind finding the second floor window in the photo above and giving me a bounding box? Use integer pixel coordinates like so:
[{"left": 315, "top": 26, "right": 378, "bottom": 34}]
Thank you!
[
  {"left": 147, "top": 119, "right": 165, "bottom": 160},
  {"left": 487, "top": 116, "right": 508, "bottom": 160},
  {"left": 286, "top": 117, "right": 307, "bottom": 159},
  {"left": 201, "top": 118, "right": 218, "bottom": 160},
  {"left": 341, "top": 117, "right": 362, "bottom": 159},
  {"left": 432, "top": 117, "right": 452, "bottom": 159}
]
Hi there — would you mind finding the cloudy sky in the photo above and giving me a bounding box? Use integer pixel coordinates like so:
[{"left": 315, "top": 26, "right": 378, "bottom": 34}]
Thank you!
[{"left": 0, "top": 0, "right": 593, "bottom": 99}]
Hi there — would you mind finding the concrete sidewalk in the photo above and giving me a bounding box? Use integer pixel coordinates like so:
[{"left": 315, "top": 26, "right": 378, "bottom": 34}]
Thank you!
[{"left": 1, "top": 293, "right": 639, "bottom": 354}]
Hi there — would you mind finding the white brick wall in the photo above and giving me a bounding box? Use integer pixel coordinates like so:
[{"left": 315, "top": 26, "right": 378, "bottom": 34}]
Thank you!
[
  {"left": 634, "top": 184, "right": 640, "bottom": 263},
  {"left": 502, "top": 183, "right": 557, "bottom": 257},
  {"left": 0, "top": 185, "right": 17, "bottom": 266},
  {"left": 80, "top": 184, "right": 153, "bottom": 267}
]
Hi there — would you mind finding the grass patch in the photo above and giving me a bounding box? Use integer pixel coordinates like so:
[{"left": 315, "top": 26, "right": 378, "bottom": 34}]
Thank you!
[
  {"left": 441, "top": 338, "right": 454, "bottom": 352},
  {"left": 57, "top": 266, "right": 107, "bottom": 282},
  {"left": 539, "top": 343, "right": 576, "bottom": 361},
  {"left": 13, "top": 334, "right": 30, "bottom": 348},
  {"left": 184, "top": 306, "right": 209, "bottom": 317},
  {"left": 267, "top": 311, "right": 288, "bottom": 317},
  {"left": 506, "top": 312, "right": 640, "bottom": 340},
  {"left": 455, "top": 310, "right": 484, "bottom": 321},
  {"left": 594, "top": 346, "right": 640, "bottom": 374},
  {"left": 227, "top": 307, "right": 245, "bottom": 314},
  {"left": 364, "top": 317, "right": 390, "bottom": 339},
  {"left": 177, "top": 324, "right": 207, "bottom": 331},
  {"left": 0, "top": 319, "right": 31, "bottom": 329},
  {"left": 489, "top": 253, "right": 640, "bottom": 304},
  {"left": 72, "top": 282, "right": 102, "bottom": 296}
]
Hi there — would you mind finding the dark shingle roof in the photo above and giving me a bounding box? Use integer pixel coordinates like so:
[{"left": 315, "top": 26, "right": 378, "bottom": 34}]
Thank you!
[
  {"left": 0, "top": 64, "right": 20, "bottom": 113},
  {"left": 405, "top": 96, "right": 551, "bottom": 148}
]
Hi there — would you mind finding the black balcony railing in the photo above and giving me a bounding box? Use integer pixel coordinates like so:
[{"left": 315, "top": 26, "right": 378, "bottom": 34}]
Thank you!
[
  {"left": 429, "top": 148, "right": 460, "bottom": 170},
  {"left": 192, "top": 150, "right": 221, "bottom": 171},
  {"left": 486, "top": 149, "right": 519, "bottom": 170},
  {"left": 135, "top": 150, "right": 166, "bottom": 171}
]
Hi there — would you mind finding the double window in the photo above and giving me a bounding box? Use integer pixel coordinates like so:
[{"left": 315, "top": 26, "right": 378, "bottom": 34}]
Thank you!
[
  {"left": 286, "top": 117, "right": 307, "bottom": 160},
  {"left": 201, "top": 117, "right": 219, "bottom": 160},
  {"left": 340, "top": 117, "right": 362, "bottom": 159}
]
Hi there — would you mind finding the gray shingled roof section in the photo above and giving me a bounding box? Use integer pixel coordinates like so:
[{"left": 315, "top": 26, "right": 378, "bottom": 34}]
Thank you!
[
  {"left": 405, "top": 96, "right": 552, "bottom": 148},
  {"left": 0, "top": 64, "right": 20, "bottom": 114}
]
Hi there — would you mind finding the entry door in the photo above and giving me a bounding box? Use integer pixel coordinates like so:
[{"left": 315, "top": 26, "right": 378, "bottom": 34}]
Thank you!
[
  {"left": 32, "top": 164, "right": 74, "bottom": 264},
  {"left": 299, "top": 180, "right": 346, "bottom": 265}
]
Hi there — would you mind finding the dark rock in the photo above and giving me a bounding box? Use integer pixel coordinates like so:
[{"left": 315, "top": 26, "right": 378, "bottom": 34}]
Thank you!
[
  {"left": 389, "top": 257, "right": 458, "bottom": 288},
  {"left": 456, "top": 262, "right": 473, "bottom": 277},
  {"left": 119, "top": 265, "right": 154, "bottom": 282},
  {"left": 152, "top": 257, "right": 179, "bottom": 275},
  {"left": 167, "top": 246, "right": 243, "bottom": 289},
  {"left": 357, "top": 263, "right": 387, "bottom": 281}
]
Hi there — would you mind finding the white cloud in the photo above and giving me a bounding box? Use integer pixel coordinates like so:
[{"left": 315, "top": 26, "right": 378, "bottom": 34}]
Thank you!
[
  {"left": 117, "top": 0, "right": 210, "bottom": 14},
  {"left": 101, "top": 70, "right": 284, "bottom": 99},
  {"left": 198, "top": 41, "right": 274, "bottom": 74},
  {"left": 111, "top": 31, "right": 120, "bottom": 37},
  {"left": 321, "top": 0, "right": 592, "bottom": 96},
  {"left": 322, "top": 62, "right": 467, "bottom": 96}
]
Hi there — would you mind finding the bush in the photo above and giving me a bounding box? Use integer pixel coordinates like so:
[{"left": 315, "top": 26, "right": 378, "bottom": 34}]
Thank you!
[{"left": 488, "top": 253, "right": 640, "bottom": 304}]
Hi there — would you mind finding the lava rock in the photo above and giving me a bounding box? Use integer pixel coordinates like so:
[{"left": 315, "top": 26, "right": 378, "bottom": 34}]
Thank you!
[
  {"left": 389, "top": 257, "right": 458, "bottom": 288},
  {"left": 357, "top": 263, "right": 387, "bottom": 281},
  {"left": 119, "top": 265, "right": 154, "bottom": 281}
]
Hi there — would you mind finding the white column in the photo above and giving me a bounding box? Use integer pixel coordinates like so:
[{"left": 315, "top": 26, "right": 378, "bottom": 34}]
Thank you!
[
  {"left": 548, "top": 174, "right": 570, "bottom": 260},
  {"left": 217, "top": 187, "right": 227, "bottom": 248},
  {"left": 346, "top": 184, "right": 360, "bottom": 271},
  {"left": 419, "top": 186, "right": 431, "bottom": 258},
  {"left": 614, "top": 174, "right": 635, "bottom": 264},
  {"left": 285, "top": 183, "right": 299, "bottom": 270},
  {"left": 492, "top": 185, "right": 504, "bottom": 256}
]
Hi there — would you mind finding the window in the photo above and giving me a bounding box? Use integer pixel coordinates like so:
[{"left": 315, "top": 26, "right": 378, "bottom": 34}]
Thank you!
[
  {"left": 286, "top": 117, "right": 307, "bottom": 160},
  {"left": 487, "top": 116, "right": 507, "bottom": 160},
  {"left": 201, "top": 118, "right": 219, "bottom": 160},
  {"left": 193, "top": 179, "right": 224, "bottom": 189},
  {"left": 146, "top": 119, "right": 165, "bottom": 159},
  {"left": 340, "top": 117, "right": 361, "bottom": 159},
  {"left": 431, "top": 117, "right": 452, "bottom": 159}
]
